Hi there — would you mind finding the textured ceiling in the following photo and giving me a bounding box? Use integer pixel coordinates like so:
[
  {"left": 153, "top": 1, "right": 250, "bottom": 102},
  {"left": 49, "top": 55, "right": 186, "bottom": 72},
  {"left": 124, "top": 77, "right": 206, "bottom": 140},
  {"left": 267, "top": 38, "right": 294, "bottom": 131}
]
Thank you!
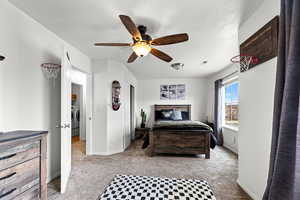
[{"left": 9, "top": 0, "right": 264, "bottom": 79}]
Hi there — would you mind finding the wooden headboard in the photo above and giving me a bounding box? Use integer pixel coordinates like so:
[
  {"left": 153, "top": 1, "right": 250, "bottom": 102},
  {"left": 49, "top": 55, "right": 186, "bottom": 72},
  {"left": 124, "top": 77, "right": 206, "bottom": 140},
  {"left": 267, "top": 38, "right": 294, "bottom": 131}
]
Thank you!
[{"left": 154, "top": 104, "right": 191, "bottom": 121}]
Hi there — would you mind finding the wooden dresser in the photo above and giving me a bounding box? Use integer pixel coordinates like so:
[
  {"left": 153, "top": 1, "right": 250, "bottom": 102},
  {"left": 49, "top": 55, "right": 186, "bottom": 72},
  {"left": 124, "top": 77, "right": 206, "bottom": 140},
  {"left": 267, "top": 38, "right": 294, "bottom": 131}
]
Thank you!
[{"left": 0, "top": 131, "right": 48, "bottom": 200}]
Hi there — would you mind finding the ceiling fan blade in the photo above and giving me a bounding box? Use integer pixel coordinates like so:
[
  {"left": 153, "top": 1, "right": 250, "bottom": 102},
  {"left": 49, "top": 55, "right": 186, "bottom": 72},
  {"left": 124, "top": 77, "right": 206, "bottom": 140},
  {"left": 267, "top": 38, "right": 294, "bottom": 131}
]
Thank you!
[
  {"left": 119, "top": 15, "right": 142, "bottom": 41},
  {"left": 151, "top": 33, "right": 189, "bottom": 46},
  {"left": 150, "top": 48, "right": 173, "bottom": 63},
  {"left": 94, "top": 43, "right": 131, "bottom": 46},
  {"left": 127, "top": 52, "right": 138, "bottom": 63}
]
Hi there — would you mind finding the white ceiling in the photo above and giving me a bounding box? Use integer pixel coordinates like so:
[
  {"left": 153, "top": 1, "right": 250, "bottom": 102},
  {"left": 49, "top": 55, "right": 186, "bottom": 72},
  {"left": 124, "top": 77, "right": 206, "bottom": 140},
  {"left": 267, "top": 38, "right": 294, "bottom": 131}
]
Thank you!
[{"left": 9, "top": 0, "right": 264, "bottom": 79}]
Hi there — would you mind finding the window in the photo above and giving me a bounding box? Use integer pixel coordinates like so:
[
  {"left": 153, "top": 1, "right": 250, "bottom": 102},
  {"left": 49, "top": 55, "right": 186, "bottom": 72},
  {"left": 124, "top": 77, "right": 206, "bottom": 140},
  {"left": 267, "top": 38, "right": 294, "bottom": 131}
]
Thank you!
[{"left": 223, "top": 79, "right": 239, "bottom": 128}]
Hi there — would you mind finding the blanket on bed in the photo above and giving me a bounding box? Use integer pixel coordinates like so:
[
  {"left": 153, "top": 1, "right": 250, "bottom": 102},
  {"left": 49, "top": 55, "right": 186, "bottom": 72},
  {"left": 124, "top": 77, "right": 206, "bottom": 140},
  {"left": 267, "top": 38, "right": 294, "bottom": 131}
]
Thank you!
[
  {"left": 142, "top": 120, "right": 217, "bottom": 149},
  {"left": 152, "top": 120, "right": 213, "bottom": 131}
]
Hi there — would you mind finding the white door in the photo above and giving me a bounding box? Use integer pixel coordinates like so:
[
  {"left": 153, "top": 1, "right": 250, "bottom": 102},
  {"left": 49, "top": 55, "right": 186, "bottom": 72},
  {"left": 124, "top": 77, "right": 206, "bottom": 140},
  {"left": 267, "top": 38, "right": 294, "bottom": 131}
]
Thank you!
[
  {"left": 85, "top": 74, "right": 93, "bottom": 155},
  {"left": 60, "top": 49, "right": 72, "bottom": 193}
]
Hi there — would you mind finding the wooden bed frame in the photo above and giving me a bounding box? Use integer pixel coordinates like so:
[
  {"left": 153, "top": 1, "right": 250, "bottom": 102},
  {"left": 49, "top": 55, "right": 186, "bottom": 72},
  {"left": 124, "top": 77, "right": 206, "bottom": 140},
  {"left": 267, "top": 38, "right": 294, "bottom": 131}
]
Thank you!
[{"left": 149, "top": 105, "right": 210, "bottom": 159}]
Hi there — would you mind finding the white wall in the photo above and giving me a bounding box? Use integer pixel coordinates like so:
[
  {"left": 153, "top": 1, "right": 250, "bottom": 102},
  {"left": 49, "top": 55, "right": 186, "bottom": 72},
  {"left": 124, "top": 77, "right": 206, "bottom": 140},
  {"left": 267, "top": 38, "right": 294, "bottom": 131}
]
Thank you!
[
  {"left": 0, "top": 0, "right": 91, "bottom": 182},
  {"left": 137, "top": 78, "right": 208, "bottom": 127},
  {"left": 222, "top": 127, "right": 238, "bottom": 153},
  {"left": 92, "top": 60, "right": 137, "bottom": 155},
  {"left": 237, "top": 0, "right": 280, "bottom": 199}
]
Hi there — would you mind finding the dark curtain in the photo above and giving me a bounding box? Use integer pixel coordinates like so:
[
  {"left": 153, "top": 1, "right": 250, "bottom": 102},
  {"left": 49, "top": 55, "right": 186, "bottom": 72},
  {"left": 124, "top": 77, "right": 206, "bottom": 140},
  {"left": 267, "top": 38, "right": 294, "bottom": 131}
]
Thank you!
[
  {"left": 214, "top": 79, "right": 223, "bottom": 146},
  {"left": 263, "top": 0, "right": 300, "bottom": 199}
]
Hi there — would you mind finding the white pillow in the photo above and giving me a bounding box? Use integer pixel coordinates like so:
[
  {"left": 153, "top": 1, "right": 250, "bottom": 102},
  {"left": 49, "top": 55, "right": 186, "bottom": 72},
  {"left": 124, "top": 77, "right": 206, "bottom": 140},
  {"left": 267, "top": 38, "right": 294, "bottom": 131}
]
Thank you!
[
  {"left": 172, "top": 110, "right": 183, "bottom": 120},
  {"left": 162, "top": 111, "right": 173, "bottom": 118}
]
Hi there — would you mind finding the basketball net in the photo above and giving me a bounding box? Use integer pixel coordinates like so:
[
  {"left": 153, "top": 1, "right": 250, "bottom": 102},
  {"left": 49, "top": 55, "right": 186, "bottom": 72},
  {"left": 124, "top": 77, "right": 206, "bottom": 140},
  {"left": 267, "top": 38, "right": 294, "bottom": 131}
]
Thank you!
[
  {"left": 41, "top": 63, "right": 61, "bottom": 87},
  {"left": 231, "top": 55, "right": 259, "bottom": 72}
]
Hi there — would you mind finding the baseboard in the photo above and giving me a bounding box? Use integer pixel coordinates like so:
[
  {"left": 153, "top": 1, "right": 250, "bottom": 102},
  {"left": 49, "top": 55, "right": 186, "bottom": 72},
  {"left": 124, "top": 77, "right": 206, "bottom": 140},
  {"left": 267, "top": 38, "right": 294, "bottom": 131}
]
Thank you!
[
  {"left": 223, "top": 144, "right": 238, "bottom": 155},
  {"left": 92, "top": 151, "right": 110, "bottom": 156},
  {"left": 48, "top": 170, "right": 60, "bottom": 183},
  {"left": 107, "top": 149, "right": 124, "bottom": 155},
  {"left": 237, "top": 179, "right": 260, "bottom": 200},
  {"left": 93, "top": 148, "right": 124, "bottom": 156}
]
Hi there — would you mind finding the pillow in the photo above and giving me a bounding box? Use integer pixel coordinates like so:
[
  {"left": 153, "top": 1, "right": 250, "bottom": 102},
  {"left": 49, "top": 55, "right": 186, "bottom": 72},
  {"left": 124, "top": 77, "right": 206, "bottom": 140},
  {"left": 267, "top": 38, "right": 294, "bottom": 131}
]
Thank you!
[
  {"left": 156, "top": 109, "right": 174, "bottom": 120},
  {"left": 162, "top": 110, "right": 173, "bottom": 119},
  {"left": 171, "top": 110, "right": 183, "bottom": 121},
  {"left": 181, "top": 111, "right": 190, "bottom": 120}
]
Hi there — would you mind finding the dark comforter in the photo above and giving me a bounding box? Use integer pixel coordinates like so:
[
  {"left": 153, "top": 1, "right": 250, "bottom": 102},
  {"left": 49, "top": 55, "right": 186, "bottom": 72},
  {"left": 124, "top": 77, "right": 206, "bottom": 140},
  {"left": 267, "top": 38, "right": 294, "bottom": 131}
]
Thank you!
[{"left": 142, "top": 120, "right": 217, "bottom": 149}]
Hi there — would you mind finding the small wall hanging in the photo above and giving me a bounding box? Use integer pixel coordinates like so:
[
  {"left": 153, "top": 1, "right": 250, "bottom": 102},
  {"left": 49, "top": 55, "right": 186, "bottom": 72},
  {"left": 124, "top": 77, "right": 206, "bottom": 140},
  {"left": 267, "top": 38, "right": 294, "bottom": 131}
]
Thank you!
[{"left": 112, "top": 80, "right": 121, "bottom": 111}]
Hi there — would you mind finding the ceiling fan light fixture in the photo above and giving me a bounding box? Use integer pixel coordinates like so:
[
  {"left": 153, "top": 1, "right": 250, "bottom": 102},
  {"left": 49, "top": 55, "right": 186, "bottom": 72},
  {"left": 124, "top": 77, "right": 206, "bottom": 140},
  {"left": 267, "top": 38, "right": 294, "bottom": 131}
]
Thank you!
[{"left": 132, "top": 41, "right": 151, "bottom": 57}]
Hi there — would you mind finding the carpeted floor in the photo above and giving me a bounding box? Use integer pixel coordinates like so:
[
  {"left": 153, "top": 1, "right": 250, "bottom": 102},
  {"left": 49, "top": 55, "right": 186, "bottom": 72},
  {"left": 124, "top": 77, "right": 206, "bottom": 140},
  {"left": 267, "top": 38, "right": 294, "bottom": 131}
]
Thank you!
[{"left": 48, "top": 140, "right": 251, "bottom": 200}]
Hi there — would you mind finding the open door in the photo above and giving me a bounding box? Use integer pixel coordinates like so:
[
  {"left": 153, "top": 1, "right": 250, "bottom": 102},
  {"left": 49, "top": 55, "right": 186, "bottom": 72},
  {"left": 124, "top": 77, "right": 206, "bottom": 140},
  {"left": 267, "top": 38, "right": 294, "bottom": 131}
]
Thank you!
[
  {"left": 86, "top": 74, "right": 93, "bottom": 155},
  {"left": 60, "top": 49, "right": 72, "bottom": 193}
]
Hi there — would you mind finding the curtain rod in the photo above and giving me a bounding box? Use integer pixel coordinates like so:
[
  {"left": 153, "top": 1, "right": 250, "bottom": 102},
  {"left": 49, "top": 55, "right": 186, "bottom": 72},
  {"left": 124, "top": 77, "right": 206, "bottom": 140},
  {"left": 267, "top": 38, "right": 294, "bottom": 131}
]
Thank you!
[{"left": 221, "top": 70, "right": 239, "bottom": 80}]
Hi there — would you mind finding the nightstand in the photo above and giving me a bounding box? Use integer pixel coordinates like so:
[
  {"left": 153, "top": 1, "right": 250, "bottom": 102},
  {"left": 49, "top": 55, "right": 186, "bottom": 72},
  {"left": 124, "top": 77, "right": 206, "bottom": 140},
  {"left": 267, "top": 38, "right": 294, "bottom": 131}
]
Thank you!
[{"left": 135, "top": 127, "right": 151, "bottom": 140}]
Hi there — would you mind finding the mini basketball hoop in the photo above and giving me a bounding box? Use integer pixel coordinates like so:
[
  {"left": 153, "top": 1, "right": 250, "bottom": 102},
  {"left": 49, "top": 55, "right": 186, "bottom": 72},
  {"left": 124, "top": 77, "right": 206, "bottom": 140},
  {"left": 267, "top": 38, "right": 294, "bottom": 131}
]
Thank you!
[
  {"left": 41, "top": 63, "right": 61, "bottom": 80},
  {"left": 231, "top": 55, "right": 259, "bottom": 72},
  {"left": 41, "top": 63, "right": 61, "bottom": 87}
]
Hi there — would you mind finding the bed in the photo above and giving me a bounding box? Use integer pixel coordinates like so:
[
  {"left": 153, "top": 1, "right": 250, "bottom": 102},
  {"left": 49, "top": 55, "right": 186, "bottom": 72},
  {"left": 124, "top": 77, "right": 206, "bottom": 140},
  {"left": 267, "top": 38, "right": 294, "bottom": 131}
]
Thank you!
[{"left": 148, "top": 105, "right": 212, "bottom": 158}]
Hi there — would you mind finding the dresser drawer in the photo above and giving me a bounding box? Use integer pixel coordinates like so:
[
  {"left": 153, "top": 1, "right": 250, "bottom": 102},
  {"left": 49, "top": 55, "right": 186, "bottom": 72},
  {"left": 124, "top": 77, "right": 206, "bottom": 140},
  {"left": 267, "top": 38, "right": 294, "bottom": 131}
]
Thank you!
[
  {"left": 14, "top": 185, "right": 40, "bottom": 200},
  {"left": 0, "top": 140, "right": 40, "bottom": 171},
  {"left": 0, "top": 158, "right": 40, "bottom": 200}
]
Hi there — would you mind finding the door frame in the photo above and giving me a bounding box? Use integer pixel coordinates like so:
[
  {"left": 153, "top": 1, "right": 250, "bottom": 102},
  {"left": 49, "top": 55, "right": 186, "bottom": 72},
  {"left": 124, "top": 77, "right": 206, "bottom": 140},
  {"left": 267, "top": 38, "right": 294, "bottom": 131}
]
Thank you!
[
  {"left": 70, "top": 67, "right": 92, "bottom": 155},
  {"left": 130, "top": 85, "right": 135, "bottom": 141}
]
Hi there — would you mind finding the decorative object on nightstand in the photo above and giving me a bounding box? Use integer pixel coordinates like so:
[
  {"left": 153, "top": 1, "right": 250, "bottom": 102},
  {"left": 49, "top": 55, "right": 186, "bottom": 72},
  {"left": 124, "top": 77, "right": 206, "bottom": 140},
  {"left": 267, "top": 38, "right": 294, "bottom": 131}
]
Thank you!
[
  {"left": 0, "top": 131, "right": 48, "bottom": 200},
  {"left": 135, "top": 127, "right": 150, "bottom": 140},
  {"left": 140, "top": 109, "right": 147, "bottom": 128}
]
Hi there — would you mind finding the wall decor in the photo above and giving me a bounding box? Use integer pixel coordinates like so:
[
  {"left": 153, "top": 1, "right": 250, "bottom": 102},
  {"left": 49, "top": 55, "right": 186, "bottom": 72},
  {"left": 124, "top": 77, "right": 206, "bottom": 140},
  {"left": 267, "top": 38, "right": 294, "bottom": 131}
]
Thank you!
[
  {"left": 160, "top": 85, "right": 169, "bottom": 100},
  {"left": 176, "top": 84, "right": 186, "bottom": 100},
  {"left": 160, "top": 84, "right": 186, "bottom": 100},
  {"left": 169, "top": 85, "right": 177, "bottom": 100},
  {"left": 240, "top": 16, "right": 279, "bottom": 72},
  {"left": 112, "top": 80, "right": 121, "bottom": 111}
]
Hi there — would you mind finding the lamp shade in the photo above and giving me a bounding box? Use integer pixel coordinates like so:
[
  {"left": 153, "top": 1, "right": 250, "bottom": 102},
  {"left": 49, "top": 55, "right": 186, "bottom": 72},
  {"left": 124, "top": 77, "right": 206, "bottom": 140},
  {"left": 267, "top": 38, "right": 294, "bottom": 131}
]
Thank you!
[{"left": 132, "top": 41, "right": 151, "bottom": 57}]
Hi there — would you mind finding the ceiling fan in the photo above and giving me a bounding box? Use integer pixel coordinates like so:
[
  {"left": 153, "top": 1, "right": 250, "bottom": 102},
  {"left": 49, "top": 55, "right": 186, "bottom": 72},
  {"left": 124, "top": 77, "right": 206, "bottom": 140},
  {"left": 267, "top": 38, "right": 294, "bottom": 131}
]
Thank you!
[{"left": 94, "top": 15, "right": 189, "bottom": 63}]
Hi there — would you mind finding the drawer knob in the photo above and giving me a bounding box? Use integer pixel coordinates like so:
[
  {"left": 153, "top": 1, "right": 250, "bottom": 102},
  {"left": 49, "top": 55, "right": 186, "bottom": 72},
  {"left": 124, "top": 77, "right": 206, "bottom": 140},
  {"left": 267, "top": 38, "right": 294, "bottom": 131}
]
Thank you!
[
  {"left": 0, "top": 172, "right": 16, "bottom": 181},
  {"left": 0, "top": 153, "right": 16, "bottom": 161},
  {"left": 0, "top": 188, "right": 16, "bottom": 199}
]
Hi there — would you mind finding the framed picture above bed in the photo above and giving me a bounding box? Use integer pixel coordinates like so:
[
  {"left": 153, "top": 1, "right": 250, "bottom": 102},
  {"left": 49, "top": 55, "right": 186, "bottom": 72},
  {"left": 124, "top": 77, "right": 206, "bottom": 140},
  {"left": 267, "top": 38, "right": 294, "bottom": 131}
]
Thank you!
[{"left": 160, "top": 84, "right": 186, "bottom": 100}]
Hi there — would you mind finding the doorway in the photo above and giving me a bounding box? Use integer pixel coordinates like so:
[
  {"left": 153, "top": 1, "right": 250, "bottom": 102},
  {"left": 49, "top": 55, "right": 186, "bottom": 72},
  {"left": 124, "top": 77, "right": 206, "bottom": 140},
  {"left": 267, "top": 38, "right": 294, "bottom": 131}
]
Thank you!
[{"left": 71, "top": 83, "right": 86, "bottom": 160}]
